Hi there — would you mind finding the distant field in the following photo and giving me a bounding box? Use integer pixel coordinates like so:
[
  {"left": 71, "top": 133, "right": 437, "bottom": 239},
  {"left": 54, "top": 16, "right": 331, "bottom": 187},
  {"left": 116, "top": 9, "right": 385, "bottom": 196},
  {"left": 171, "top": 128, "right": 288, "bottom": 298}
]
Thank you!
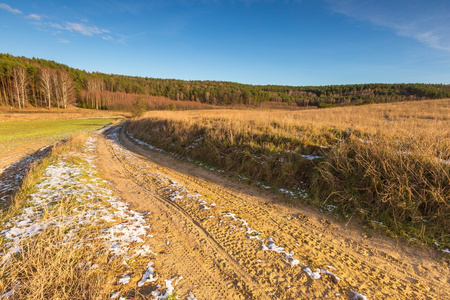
[
  {"left": 127, "top": 99, "right": 450, "bottom": 248},
  {"left": 0, "top": 118, "right": 116, "bottom": 168},
  {"left": 0, "top": 106, "right": 126, "bottom": 122}
]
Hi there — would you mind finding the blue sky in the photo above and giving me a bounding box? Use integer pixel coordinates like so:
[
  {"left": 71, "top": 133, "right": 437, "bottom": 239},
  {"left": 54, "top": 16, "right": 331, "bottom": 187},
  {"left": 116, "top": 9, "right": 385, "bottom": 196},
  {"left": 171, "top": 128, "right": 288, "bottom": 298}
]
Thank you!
[{"left": 1, "top": 0, "right": 449, "bottom": 86}]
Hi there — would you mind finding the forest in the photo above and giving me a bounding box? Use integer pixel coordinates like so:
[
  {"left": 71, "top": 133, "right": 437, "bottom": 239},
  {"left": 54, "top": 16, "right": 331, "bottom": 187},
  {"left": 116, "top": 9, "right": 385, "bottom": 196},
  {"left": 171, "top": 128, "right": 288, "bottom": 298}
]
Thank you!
[{"left": 1, "top": 53, "right": 450, "bottom": 110}]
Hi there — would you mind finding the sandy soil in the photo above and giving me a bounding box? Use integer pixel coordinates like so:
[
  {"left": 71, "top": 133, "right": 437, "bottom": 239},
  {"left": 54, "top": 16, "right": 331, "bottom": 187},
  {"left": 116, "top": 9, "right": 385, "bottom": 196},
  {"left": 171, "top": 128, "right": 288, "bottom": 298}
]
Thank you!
[{"left": 93, "top": 124, "right": 449, "bottom": 299}]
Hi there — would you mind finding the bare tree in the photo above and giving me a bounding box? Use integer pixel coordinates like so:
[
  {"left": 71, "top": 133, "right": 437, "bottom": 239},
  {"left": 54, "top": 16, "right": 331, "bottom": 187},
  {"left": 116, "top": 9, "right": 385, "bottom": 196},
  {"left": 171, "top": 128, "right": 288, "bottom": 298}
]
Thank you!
[
  {"left": 85, "top": 78, "right": 104, "bottom": 109},
  {"left": 39, "top": 67, "right": 53, "bottom": 109},
  {"left": 0, "top": 72, "right": 12, "bottom": 107},
  {"left": 56, "top": 70, "right": 75, "bottom": 109},
  {"left": 51, "top": 71, "right": 62, "bottom": 108},
  {"left": 12, "top": 65, "right": 28, "bottom": 109}
]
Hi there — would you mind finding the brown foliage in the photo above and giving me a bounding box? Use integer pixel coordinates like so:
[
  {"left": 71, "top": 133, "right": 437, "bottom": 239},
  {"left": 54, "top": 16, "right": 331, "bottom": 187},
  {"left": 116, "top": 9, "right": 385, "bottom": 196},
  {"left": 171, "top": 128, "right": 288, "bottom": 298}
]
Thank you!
[{"left": 79, "top": 91, "right": 217, "bottom": 111}]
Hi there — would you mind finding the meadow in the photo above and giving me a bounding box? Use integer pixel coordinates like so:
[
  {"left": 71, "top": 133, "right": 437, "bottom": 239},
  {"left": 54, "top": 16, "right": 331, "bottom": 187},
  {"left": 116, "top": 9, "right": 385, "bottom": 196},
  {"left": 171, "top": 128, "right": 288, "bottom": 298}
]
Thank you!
[
  {"left": 127, "top": 99, "right": 450, "bottom": 248},
  {"left": 0, "top": 117, "right": 117, "bottom": 169}
]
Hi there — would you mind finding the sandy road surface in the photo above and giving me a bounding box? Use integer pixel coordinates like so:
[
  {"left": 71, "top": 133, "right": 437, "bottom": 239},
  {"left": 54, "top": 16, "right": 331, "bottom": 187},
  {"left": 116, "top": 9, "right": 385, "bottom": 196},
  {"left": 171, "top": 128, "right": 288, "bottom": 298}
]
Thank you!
[{"left": 96, "top": 124, "right": 449, "bottom": 299}]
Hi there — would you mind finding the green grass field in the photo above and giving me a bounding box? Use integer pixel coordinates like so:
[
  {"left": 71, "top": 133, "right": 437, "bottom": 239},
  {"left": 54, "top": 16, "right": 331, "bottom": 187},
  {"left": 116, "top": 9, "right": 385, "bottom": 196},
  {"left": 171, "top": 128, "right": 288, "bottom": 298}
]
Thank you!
[
  {"left": 0, "top": 118, "right": 116, "bottom": 166},
  {"left": 0, "top": 118, "right": 115, "bottom": 142}
]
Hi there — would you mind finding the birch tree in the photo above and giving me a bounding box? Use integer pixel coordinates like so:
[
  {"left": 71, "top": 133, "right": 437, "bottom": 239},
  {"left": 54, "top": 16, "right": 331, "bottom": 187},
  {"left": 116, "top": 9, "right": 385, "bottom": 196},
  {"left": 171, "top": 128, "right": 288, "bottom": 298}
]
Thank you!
[
  {"left": 12, "top": 65, "right": 28, "bottom": 109},
  {"left": 39, "top": 67, "right": 53, "bottom": 109},
  {"left": 57, "top": 69, "right": 75, "bottom": 109}
]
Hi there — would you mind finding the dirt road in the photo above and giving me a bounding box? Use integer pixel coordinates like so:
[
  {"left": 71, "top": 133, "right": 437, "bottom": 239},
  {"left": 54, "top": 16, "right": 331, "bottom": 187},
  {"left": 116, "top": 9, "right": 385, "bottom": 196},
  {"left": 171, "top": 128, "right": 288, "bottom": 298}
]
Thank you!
[{"left": 96, "top": 124, "right": 449, "bottom": 299}]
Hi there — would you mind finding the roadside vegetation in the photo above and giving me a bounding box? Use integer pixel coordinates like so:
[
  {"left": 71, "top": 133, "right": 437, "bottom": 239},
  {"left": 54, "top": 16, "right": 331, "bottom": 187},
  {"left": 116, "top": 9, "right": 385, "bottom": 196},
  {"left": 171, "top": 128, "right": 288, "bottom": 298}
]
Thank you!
[
  {"left": 0, "top": 134, "right": 161, "bottom": 299},
  {"left": 126, "top": 99, "right": 450, "bottom": 250}
]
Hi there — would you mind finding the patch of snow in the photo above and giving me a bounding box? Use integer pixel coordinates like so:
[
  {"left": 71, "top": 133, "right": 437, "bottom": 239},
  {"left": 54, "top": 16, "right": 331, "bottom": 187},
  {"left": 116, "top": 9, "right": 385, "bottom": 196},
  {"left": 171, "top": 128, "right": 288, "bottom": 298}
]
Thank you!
[
  {"left": 262, "top": 237, "right": 300, "bottom": 266},
  {"left": 117, "top": 274, "right": 131, "bottom": 285},
  {"left": 323, "top": 204, "right": 337, "bottom": 212},
  {"left": 186, "top": 291, "right": 198, "bottom": 300},
  {"left": 301, "top": 154, "right": 323, "bottom": 160},
  {"left": 279, "top": 188, "right": 296, "bottom": 197},
  {"left": 155, "top": 276, "right": 183, "bottom": 300},
  {"left": 223, "top": 212, "right": 261, "bottom": 239},
  {"left": 138, "top": 261, "right": 158, "bottom": 287},
  {"left": 303, "top": 267, "right": 321, "bottom": 279},
  {"left": 370, "top": 220, "right": 385, "bottom": 227},
  {"left": 320, "top": 269, "right": 341, "bottom": 282},
  {"left": 351, "top": 290, "right": 368, "bottom": 300}
]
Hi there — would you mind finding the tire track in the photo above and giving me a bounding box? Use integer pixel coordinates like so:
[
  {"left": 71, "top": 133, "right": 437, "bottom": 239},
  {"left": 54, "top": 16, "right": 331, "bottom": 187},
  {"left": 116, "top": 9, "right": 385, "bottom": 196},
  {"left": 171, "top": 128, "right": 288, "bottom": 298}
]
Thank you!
[
  {"left": 100, "top": 126, "right": 268, "bottom": 299},
  {"left": 95, "top": 124, "right": 449, "bottom": 299}
]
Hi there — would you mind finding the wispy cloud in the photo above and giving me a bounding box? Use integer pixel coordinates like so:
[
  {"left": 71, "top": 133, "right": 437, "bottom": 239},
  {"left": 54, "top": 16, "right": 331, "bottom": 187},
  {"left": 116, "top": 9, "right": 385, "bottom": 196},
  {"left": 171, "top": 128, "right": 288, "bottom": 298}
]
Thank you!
[
  {"left": 46, "top": 21, "right": 113, "bottom": 40},
  {"left": 0, "top": 3, "right": 22, "bottom": 14},
  {"left": 1, "top": 2, "right": 121, "bottom": 44},
  {"left": 328, "top": 0, "right": 450, "bottom": 52},
  {"left": 64, "top": 22, "right": 110, "bottom": 36},
  {"left": 26, "top": 13, "right": 43, "bottom": 21}
]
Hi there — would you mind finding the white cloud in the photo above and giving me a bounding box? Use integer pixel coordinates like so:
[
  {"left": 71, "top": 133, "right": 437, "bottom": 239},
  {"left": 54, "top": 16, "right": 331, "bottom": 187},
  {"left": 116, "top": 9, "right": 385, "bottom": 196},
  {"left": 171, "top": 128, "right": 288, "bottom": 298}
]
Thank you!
[
  {"left": 64, "top": 22, "right": 110, "bottom": 36},
  {"left": 0, "top": 3, "right": 22, "bottom": 14},
  {"left": 27, "top": 13, "right": 43, "bottom": 21},
  {"left": 328, "top": 0, "right": 450, "bottom": 52}
]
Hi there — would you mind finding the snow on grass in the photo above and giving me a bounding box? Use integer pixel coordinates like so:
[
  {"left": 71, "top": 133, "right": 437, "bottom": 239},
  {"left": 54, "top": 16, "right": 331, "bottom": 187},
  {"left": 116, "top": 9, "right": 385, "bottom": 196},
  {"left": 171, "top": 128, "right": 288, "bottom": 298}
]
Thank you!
[
  {"left": 126, "top": 127, "right": 313, "bottom": 204},
  {"left": 0, "top": 133, "right": 184, "bottom": 297},
  {"left": 0, "top": 145, "right": 51, "bottom": 204},
  {"left": 303, "top": 267, "right": 321, "bottom": 279},
  {"left": 186, "top": 291, "right": 198, "bottom": 300},
  {"left": 127, "top": 130, "right": 165, "bottom": 153},
  {"left": 127, "top": 129, "right": 226, "bottom": 174},
  {"left": 301, "top": 154, "right": 323, "bottom": 160},
  {"left": 351, "top": 290, "right": 368, "bottom": 300},
  {"left": 117, "top": 274, "right": 131, "bottom": 285},
  {"left": 138, "top": 261, "right": 158, "bottom": 287},
  {"left": 150, "top": 276, "right": 183, "bottom": 300}
]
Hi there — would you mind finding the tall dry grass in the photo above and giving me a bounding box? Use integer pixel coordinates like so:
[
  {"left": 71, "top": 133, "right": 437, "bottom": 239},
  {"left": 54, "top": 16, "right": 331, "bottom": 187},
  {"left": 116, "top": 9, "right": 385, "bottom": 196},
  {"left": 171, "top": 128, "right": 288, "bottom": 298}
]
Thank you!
[
  {"left": 127, "top": 99, "right": 450, "bottom": 246},
  {"left": 0, "top": 135, "right": 130, "bottom": 299}
]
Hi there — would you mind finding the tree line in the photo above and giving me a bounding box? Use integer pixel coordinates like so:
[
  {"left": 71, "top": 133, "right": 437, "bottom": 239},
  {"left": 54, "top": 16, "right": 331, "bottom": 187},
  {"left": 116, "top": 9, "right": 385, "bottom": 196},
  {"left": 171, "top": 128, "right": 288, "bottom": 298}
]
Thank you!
[
  {"left": 1, "top": 53, "right": 450, "bottom": 110},
  {"left": 0, "top": 54, "right": 76, "bottom": 109}
]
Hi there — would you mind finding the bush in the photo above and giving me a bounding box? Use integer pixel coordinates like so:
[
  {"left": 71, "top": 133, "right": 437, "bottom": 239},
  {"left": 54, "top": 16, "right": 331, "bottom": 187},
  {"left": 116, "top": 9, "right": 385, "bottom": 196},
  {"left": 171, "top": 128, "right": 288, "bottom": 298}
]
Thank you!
[{"left": 130, "top": 97, "right": 147, "bottom": 118}]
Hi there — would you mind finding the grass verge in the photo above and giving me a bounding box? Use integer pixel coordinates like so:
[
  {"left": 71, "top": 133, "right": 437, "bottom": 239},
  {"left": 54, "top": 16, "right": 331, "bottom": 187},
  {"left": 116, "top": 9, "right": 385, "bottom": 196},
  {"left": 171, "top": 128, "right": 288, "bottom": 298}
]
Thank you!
[
  {"left": 126, "top": 100, "right": 450, "bottom": 250},
  {"left": 0, "top": 134, "right": 155, "bottom": 299}
]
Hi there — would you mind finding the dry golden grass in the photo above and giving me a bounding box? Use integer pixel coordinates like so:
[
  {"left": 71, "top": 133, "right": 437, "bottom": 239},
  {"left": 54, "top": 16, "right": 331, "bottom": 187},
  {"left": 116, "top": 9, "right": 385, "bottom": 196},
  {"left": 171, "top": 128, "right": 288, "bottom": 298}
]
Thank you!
[
  {"left": 0, "top": 135, "right": 148, "bottom": 299},
  {"left": 127, "top": 99, "right": 450, "bottom": 247}
]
